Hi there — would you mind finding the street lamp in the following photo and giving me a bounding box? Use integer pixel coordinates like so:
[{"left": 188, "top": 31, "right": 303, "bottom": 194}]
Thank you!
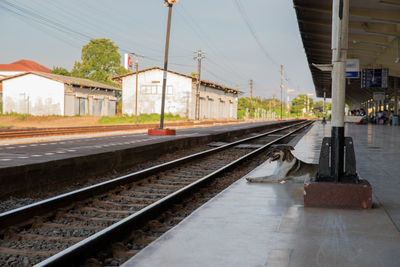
[
  {"left": 322, "top": 89, "right": 327, "bottom": 124},
  {"left": 159, "top": 0, "right": 178, "bottom": 129}
]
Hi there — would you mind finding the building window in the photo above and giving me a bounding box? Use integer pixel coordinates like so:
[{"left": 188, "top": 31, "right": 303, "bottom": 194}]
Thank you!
[
  {"left": 141, "top": 85, "right": 173, "bottom": 95},
  {"left": 141, "top": 85, "right": 158, "bottom": 95}
]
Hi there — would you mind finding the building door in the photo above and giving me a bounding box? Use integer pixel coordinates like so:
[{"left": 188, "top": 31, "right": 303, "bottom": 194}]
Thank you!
[{"left": 75, "top": 97, "right": 87, "bottom": 115}]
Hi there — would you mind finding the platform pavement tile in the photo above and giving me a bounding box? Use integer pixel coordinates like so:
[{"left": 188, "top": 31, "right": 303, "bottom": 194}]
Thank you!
[
  {"left": 288, "top": 232, "right": 400, "bottom": 267},
  {"left": 122, "top": 122, "right": 400, "bottom": 267},
  {"left": 297, "top": 207, "right": 399, "bottom": 237}
]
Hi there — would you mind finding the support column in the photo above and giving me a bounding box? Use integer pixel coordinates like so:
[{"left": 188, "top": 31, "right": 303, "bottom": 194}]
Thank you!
[
  {"left": 322, "top": 90, "right": 327, "bottom": 124},
  {"left": 394, "top": 78, "right": 399, "bottom": 126},
  {"left": 395, "top": 78, "right": 399, "bottom": 116},
  {"left": 330, "top": 0, "right": 349, "bottom": 182}
]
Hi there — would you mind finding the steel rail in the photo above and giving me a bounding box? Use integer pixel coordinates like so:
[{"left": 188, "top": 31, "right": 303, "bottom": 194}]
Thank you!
[
  {"left": 0, "top": 120, "right": 240, "bottom": 139},
  {"left": 0, "top": 121, "right": 307, "bottom": 229},
  {"left": 34, "top": 121, "right": 313, "bottom": 267}
]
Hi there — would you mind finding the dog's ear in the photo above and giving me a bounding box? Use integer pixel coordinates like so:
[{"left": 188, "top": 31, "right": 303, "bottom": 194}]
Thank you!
[{"left": 285, "top": 148, "right": 294, "bottom": 162}]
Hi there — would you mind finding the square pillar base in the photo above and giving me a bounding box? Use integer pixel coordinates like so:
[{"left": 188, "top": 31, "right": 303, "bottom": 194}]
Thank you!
[
  {"left": 148, "top": 129, "right": 176, "bottom": 136},
  {"left": 304, "top": 179, "right": 372, "bottom": 209}
]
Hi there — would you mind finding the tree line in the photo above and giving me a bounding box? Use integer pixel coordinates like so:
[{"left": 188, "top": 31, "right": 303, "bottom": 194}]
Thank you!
[{"left": 238, "top": 95, "right": 331, "bottom": 119}]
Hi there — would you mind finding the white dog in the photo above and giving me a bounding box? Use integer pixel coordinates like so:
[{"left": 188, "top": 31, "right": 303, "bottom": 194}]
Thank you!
[{"left": 246, "top": 145, "right": 318, "bottom": 183}]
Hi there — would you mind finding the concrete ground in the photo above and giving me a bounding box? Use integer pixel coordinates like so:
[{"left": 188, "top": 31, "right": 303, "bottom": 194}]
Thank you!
[{"left": 122, "top": 121, "right": 400, "bottom": 267}]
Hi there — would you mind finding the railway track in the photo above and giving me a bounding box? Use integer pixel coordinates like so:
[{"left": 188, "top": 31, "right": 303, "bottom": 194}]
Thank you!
[
  {"left": 0, "top": 120, "right": 313, "bottom": 266},
  {"left": 0, "top": 120, "right": 237, "bottom": 140}
]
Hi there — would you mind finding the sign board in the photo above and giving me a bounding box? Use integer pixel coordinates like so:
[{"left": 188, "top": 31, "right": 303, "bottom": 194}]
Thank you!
[
  {"left": 346, "top": 59, "right": 359, "bottom": 78},
  {"left": 124, "top": 53, "right": 134, "bottom": 71},
  {"left": 373, "top": 92, "right": 385, "bottom": 101},
  {"left": 361, "top": 69, "right": 388, "bottom": 88}
]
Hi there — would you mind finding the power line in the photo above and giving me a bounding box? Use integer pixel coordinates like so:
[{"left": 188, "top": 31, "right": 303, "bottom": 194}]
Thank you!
[
  {"left": 0, "top": 0, "right": 173, "bottom": 68},
  {"left": 233, "top": 0, "right": 279, "bottom": 67},
  {"left": 176, "top": 3, "right": 249, "bottom": 81}
]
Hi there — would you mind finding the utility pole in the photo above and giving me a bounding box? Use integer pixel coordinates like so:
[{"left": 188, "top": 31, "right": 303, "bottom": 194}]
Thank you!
[
  {"left": 273, "top": 93, "right": 276, "bottom": 111},
  {"left": 135, "top": 56, "right": 139, "bottom": 123},
  {"left": 249, "top": 79, "right": 253, "bottom": 118},
  {"left": 194, "top": 50, "right": 205, "bottom": 120},
  {"left": 285, "top": 78, "right": 289, "bottom": 119},
  {"left": 249, "top": 79, "right": 253, "bottom": 104},
  {"left": 280, "top": 65, "right": 284, "bottom": 119}
]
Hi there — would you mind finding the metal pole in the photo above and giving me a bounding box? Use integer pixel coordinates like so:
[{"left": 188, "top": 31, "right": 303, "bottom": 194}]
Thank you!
[
  {"left": 330, "top": 0, "right": 349, "bottom": 182},
  {"left": 160, "top": 4, "right": 173, "bottom": 129},
  {"left": 250, "top": 79, "right": 253, "bottom": 107},
  {"left": 322, "top": 90, "right": 327, "bottom": 123},
  {"left": 395, "top": 78, "right": 399, "bottom": 116},
  {"left": 280, "top": 65, "right": 283, "bottom": 119},
  {"left": 135, "top": 56, "right": 139, "bottom": 123}
]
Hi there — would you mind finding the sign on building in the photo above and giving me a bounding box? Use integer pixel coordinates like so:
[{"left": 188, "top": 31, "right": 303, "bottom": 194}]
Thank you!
[
  {"left": 361, "top": 69, "right": 388, "bottom": 88},
  {"left": 124, "top": 53, "right": 134, "bottom": 71},
  {"left": 346, "top": 58, "right": 359, "bottom": 78},
  {"left": 373, "top": 92, "right": 385, "bottom": 101}
]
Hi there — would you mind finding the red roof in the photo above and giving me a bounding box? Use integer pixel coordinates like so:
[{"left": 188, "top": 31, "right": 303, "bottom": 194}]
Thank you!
[{"left": 0, "top": 59, "right": 51, "bottom": 73}]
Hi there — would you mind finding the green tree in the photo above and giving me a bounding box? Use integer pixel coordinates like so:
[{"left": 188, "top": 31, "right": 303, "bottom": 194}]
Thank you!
[
  {"left": 312, "top": 101, "right": 331, "bottom": 118},
  {"left": 51, "top": 66, "right": 70, "bottom": 76},
  {"left": 291, "top": 94, "right": 314, "bottom": 117},
  {"left": 238, "top": 97, "right": 283, "bottom": 119},
  {"left": 312, "top": 101, "right": 324, "bottom": 118},
  {"left": 71, "top": 38, "right": 128, "bottom": 86}
]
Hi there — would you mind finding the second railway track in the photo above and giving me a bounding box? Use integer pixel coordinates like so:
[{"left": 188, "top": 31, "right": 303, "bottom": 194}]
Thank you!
[
  {"left": 0, "top": 120, "right": 237, "bottom": 140},
  {"left": 0, "top": 120, "right": 313, "bottom": 266}
]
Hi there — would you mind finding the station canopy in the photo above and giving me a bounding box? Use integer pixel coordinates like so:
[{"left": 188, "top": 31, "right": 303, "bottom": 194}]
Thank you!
[{"left": 294, "top": 0, "right": 400, "bottom": 106}]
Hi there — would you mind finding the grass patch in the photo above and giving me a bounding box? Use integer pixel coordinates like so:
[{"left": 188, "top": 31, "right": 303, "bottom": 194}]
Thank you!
[
  {"left": 98, "top": 113, "right": 187, "bottom": 125},
  {"left": 0, "top": 112, "right": 31, "bottom": 120}
]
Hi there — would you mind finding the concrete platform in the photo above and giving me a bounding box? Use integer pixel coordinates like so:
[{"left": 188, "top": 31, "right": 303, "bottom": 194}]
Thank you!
[{"left": 122, "top": 122, "right": 400, "bottom": 267}]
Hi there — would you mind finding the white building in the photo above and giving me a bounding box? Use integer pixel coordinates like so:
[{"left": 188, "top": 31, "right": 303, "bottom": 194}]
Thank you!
[
  {"left": 114, "top": 67, "right": 240, "bottom": 120},
  {"left": 1, "top": 72, "right": 120, "bottom": 116},
  {"left": 0, "top": 59, "right": 52, "bottom": 102}
]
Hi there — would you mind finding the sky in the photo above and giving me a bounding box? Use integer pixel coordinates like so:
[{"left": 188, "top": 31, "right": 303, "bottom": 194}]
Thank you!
[{"left": 0, "top": 0, "right": 319, "bottom": 102}]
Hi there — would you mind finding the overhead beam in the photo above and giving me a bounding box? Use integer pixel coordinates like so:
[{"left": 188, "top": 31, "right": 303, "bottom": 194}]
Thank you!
[
  {"left": 349, "top": 22, "right": 400, "bottom": 37},
  {"left": 348, "top": 42, "right": 387, "bottom": 53},
  {"left": 379, "top": 0, "right": 400, "bottom": 5},
  {"left": 294, "top": 4, "right": 331, "bottom": 14},
  {"left": 298, "top": 19, "right": 331, "bottom": 27},
  {"left": 302, "top": 31, "right": 390, "bottom": 46},
  {"left": 350, "top": 8, "right": 400, "bottom": 23},
  {"left": 295, "top": 5, "right": 400, "bottom": 23},
  {"left": 348, "top": 34, "right": 389, "bottom": 46}
]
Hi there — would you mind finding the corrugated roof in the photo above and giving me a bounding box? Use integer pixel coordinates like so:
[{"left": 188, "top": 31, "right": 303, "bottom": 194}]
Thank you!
[
  {"left": 112, "top": 66, "right": 241, "bottom": 94},
  {"left": 0, "top": 59, "right": 51, "bottom": 73},
  {"left": 294, "top": 0, "right": 400, "bottom": 106},
  {"left": 0, "top": 71, "right": 121, "bottom": 91}
]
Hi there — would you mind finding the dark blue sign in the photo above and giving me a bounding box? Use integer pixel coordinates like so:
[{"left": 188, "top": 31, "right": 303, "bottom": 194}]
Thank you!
[
  {"left": 361, "top": 69, "right": 388, "bottom": 88},
  {"left": 346, "top": 72, "right": 359, "bottom": 78}
]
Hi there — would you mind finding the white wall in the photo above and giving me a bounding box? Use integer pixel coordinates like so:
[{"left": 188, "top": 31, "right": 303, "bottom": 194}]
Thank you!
[
  {"left": 122, "top": 69, "right": 192, "bottom": 117},
  {"left": 195, "top": 84, "right": 238, "bottom": 120},
  {"left": 0, "top": 71, "right": 23, "bottom": 77},
  {"left": 2, "top": 74, "right": 65, "bottom": 115}
]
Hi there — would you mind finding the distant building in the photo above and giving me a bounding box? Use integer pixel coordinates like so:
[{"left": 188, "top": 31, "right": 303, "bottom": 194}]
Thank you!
[
  {"left": 0, "top": 59, "right": 51, "bottom": 101},
  {"left": 1, "top": 72, "right": 120, "bottom": 116},
  {"left": 113, "top": 67, "right": 240, "bottom": 120}
]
